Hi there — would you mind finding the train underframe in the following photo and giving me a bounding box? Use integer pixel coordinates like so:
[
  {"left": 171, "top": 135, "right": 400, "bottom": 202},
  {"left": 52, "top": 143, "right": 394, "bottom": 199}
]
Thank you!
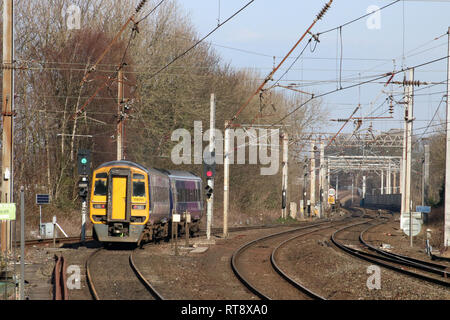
[{"left": 93, "top": 219, "right": 201, "bottom": 245}]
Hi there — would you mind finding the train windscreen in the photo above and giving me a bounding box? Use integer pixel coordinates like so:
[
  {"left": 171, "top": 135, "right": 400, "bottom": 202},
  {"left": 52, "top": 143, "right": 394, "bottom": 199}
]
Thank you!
[
  {"left": 94, "top": 179, "right": 107, "bottom": 196},
  {"left": 133, "top": 181, "right": 146, "bottom": 197}
]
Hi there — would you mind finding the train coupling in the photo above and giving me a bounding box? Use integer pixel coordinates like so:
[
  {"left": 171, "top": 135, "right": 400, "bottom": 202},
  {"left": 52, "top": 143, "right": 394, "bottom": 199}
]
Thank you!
[{"left": 108, "top": 222, "right": 129, "bottom": 237}]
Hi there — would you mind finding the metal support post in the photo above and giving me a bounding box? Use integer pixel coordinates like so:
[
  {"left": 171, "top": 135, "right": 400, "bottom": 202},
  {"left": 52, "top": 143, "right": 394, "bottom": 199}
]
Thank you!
[
  {"left": 81, "top": 200, "right": 87, "bottom": 242},
  {"left": 336, "top": 175, "right": 339, "bottom": 200},
  {"left": 402, "top": 69, "right": 414, "bottom": 231},
  {"left": 394, "top": 171, "right": 397, "bottom": 194},
  {"left": 206, "top": 94, "right": 215, "bottom": 240},
  {"left": 444, "top": 26, "right": 450, "bottom": 247},
  {"left": 282, "top": 133, "right": 289, "bottom": 218},
  {"left": 387, "top": 163, "right": 391, "bottom": 195},
  {"left": 175, "top": 222, "right": 179, "bottom": 256},
  {"left": 319, "top": 142, "right": 324, "bottom": 218},
  {"left": 424, "top": 144, "right": 430, "bottom": 205},
  {"left": 310, "top": 143, "right": 316, "bottom": 212},
  {"left": 39, "top": 205, "right": 42, "bottom": 236},
  {"left": 363, "top": 176, "right": 366, "bottom": 199},
  {"left": 351, "top": 175, "right": 354, "bottom": 205},
  {"left": 1, "top": 0, "right": 14, "bottom": 254},
  {"left": 20, "top": 186, "right": 25, "bottom": 300},
  {"left": 117, "top": 69, "right": 124, "bottom": 161},
  {"left": 185, "top": 211, "right": 190, "bottom": 247},
  {"left": 223, "top": 121, "right": 230, "bottom": 238}
]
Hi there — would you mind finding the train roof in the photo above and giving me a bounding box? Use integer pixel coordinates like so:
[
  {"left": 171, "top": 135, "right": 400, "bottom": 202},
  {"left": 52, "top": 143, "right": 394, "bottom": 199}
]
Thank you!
[
  {"left": 159, "top": 169, "right": 201, "bottom": 180},
  {"left": 95, "top": 161, "right": 201, "bottom": 180},
  {"left": 95, "top": 160, "right": 149, "bottom": 173}
]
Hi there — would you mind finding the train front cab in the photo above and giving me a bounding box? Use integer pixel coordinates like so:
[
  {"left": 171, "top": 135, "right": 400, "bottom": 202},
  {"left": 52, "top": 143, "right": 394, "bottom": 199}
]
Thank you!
[{"left": 90, "top": 162, "right": 150, "bottom": 243}]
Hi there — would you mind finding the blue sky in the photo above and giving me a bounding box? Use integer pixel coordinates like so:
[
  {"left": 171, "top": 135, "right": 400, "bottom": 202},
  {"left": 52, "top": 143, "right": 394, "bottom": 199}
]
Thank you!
[{"left": 177, "top": 0, "right": 449, "bottom": 138}]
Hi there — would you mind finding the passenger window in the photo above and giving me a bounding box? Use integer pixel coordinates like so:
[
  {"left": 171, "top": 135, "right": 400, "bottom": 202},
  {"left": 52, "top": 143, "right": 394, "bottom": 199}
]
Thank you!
[
  {"left": 133, "top": 181, "right": 146, "bottom": 197},
  {"left": 94, "top": 179, "right": 107, "bottom": 196}
]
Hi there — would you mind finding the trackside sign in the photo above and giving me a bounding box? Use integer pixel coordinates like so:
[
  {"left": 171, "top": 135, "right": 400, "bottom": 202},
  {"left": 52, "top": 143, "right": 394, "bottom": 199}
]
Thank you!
[{"left": 0, "top": 203, "right": 16, "bottom": 220}]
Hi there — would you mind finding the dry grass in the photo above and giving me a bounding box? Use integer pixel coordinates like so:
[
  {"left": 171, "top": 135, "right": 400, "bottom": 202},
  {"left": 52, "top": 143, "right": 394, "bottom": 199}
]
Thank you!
[{"left": 427, "top": 206, "right": 446, "bottom": 251}]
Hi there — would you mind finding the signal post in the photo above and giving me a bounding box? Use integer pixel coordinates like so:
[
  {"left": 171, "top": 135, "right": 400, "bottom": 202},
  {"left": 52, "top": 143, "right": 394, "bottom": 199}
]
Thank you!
[
  {"left": 77, "top": 150, "right": 91, "bottom": 242},
  {"left": 281, "top": 133, "right": 288, "bottom": 219},
  {"left": 205, "top": 94, "right": 216, "bottom": 240}
]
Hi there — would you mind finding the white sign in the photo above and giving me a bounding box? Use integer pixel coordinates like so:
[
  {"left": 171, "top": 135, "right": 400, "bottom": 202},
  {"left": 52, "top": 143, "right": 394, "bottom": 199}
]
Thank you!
[
  {"left": 173, "top": 214, "right": 181, "bottom": 223},
  {"left": 402, "top": 217, "right": 422, "bottom": 237},
  {"left": 328, "top": 188, "right": 336, "bottom": 196},
  {"left": 404, "top": 212, "right": 422, "bottom": 219},
  {"left": 4, "top": 168, "right": 10, "bottom": 180},
  {"left": 401, "top": 212, "right": 423, "bottom": 232}
]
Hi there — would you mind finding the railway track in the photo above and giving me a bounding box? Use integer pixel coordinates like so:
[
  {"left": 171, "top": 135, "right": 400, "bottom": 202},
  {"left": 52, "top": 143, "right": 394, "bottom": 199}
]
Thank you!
[
  {"left": 360, "top": 223, "right": 450, "bottom": 274},
  {"left": 23, "top": 222, "right": 306, "bottom": 248},
  {"left": 331, "top": 216, "right": 450, "bottom": 288},
  {"left": 22, "top": 236, "right": 93, "bottom": 247},
  {"left": 230, "top": 216, "right": 371, "bottom": 300},
  {"left": 85, "top": 246, "right": 165, "bottom": 300},
  {"left": 53, "top": 255, "right": 69, "bottom": 300},
  {"left": 83, "top": 219, "right": 343, "bottom": 300}
]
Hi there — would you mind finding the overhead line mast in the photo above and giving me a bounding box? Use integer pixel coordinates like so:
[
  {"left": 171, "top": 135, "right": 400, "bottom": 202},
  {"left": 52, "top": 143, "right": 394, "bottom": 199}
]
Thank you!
[
  {"left": 227, "top": 0, "right": 333, "bottom": 128},
  {"left": 80, "top": 0, "right": 149, "bottom": 85},
  {"left": 1, "top": 0, "right": 14, "bottom": 254},
  {"left": 444, "top": 27, "right": 450, "bottom": 248}
]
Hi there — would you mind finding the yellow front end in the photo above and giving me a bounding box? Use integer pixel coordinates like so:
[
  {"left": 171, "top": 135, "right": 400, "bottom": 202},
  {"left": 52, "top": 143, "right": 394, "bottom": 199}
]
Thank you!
[{"left": 90, "top": 164, "right": 150, "bottom": 242}]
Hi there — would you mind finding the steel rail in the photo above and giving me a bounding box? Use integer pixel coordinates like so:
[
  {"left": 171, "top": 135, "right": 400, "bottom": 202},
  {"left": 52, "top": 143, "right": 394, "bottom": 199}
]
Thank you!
[
  {"left": 360, "top": 223, "right": 449, "bottom": 275},
  {"left": 86, "top": 246, "right": 164, "bottom": 300},
  {"left": 331, "top": 222, "right": 450, "bottom": 288},
  {"left": 269, "top": 221, "right": 367, "bottom": 300},
  {"left": 231, "top": 220, "right": 332, "bottom": 300},
  {"left": 53, "top": 255, "right": 69, "bottom": 300},
  {"left": 85, "top": 249, "right": 102, "bottom": 300},
  {"left": 129, "top": 249, "right": 165, "bottom": 300},
  {"left": 22, "top": 236, "right": 94, "bottom": 247},
  {"left": 23, "top": 223, "right": 295, "bottom": 248}
]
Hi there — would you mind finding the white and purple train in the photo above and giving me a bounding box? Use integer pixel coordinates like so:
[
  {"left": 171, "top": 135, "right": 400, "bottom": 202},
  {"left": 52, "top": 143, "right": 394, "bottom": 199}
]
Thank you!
[{"left": 89, "top": 161, "right": 204, "bottom": 244}]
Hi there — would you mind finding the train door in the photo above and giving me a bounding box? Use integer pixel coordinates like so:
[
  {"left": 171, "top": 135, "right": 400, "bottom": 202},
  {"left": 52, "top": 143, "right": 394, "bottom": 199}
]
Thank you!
[
  {"left": 107, "top": 168, "right": 132, "bottom": 222},
  {"left": 112, "top": 177, "right": 127, "bottom": 220}
]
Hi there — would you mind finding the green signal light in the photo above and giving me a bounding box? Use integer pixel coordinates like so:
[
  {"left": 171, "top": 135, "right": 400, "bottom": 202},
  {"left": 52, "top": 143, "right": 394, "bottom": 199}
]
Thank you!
[{"left": 81, "top": 158, "right": 87, "bottom": 164}]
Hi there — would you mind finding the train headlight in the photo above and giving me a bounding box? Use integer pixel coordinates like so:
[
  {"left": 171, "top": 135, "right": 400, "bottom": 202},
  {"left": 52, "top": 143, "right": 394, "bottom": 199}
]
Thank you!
[{"left": 132, "top": 205, "right": 146, "bottom": 210}]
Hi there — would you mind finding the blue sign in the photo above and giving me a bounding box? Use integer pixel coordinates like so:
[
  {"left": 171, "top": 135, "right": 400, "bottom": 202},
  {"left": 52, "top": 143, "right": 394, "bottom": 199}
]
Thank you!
[
  {"left": 36, "top": 194, "right": 50, "bottom": 205},
  {"left": 416, "top": 206, "right": 431, "bottom": 213}
]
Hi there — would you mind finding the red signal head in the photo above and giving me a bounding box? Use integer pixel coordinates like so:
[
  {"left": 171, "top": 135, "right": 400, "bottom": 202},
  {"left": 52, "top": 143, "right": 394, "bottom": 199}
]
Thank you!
[{"left": 206, "top": 171, "right": 213, "bottom": 178}]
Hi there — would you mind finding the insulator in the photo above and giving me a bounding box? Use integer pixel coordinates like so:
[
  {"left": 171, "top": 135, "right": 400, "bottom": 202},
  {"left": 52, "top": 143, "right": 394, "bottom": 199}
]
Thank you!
[
  {"left": 402, "top": 80, "right": 423, "bottom": 87},
  {"left": 388, "top": 99, "right": 394, "bottom": 114},
  {"left": 135, "top": 0, "right": 147, "bottom": 13},
  {"left": 389, "top": 106, "right": 394, "bottom": 115},
  {"left": 316, "top": 1, "right": 332, "bottom": 21},
  {"left": 1, "top": 63, "right": 16, "bottom": 70}
]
